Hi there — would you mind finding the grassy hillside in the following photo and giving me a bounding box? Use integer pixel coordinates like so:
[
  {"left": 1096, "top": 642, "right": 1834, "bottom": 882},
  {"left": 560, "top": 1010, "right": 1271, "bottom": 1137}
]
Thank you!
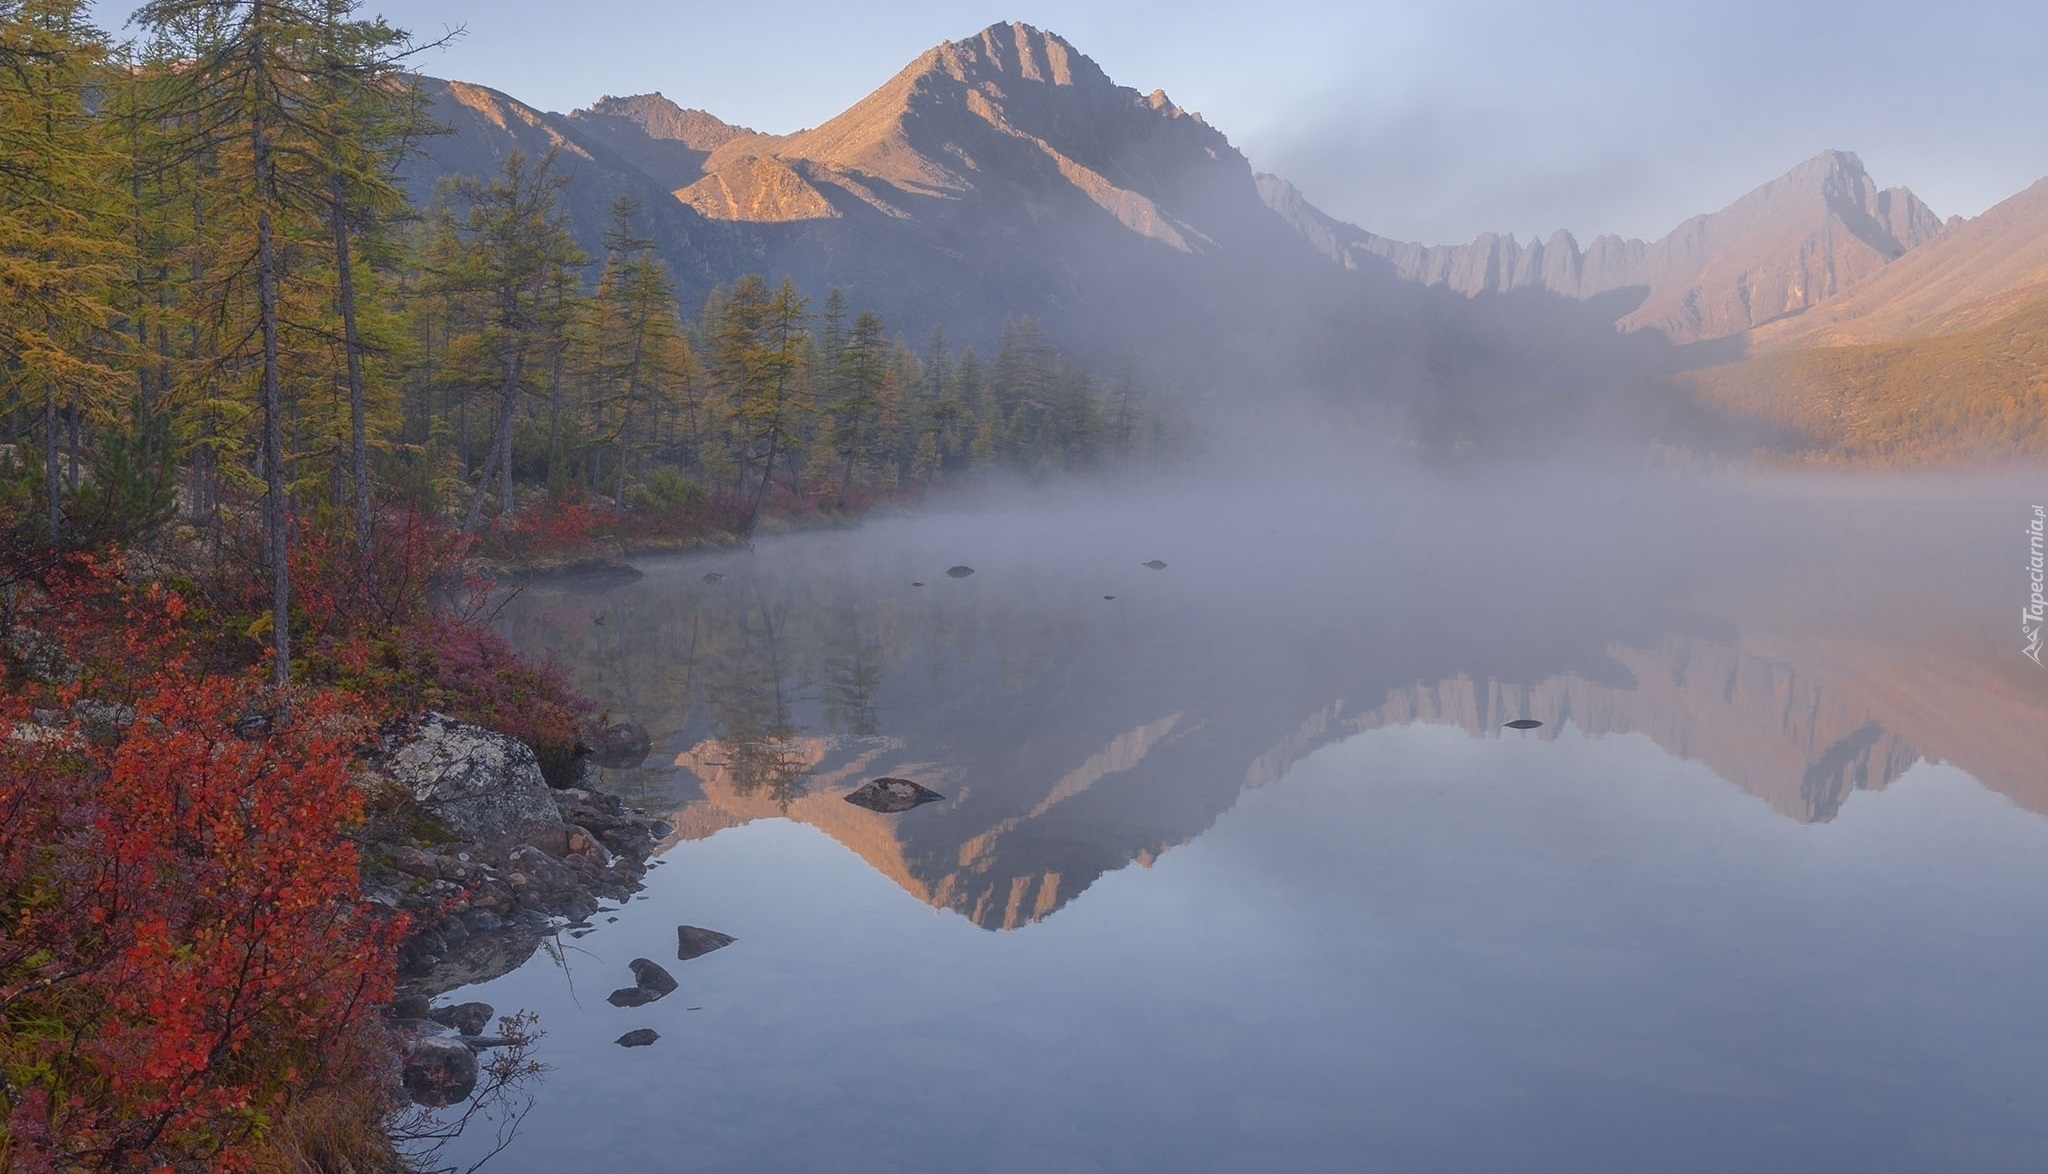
[{"left": 1684, "top": 290, "right": 2048, "bottom": 465}]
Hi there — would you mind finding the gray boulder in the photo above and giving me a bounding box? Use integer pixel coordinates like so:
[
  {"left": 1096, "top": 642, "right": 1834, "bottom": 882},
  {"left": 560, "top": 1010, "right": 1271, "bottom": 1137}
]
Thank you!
[{"left": 380, "top": 713, "right": 562, "bottom": 840}]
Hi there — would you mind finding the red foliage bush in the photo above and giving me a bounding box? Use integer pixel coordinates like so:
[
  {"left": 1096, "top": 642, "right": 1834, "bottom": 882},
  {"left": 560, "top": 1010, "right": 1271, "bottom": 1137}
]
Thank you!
[
  {"left": 0, "top": 574, "right": 401, "bottom": 1170},
  {"left": 284, "top": 512, "right": 592, "bottom": 775}
]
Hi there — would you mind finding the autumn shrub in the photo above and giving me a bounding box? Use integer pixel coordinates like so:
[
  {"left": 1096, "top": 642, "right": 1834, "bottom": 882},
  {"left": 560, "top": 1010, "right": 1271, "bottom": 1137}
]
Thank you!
[
  {"left": 284, "top": 511, "right": 592, "bottom": 780},
  {"left": 0, "top": 573, "right": 402, "bottom": 1170},
  {"left": 478, "top": 493, "right": 603, "bottom": 562}
]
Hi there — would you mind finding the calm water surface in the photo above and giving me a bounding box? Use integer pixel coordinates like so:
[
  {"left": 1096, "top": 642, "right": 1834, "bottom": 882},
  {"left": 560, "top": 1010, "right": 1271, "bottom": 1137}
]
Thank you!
[{"left": 432, "top": 477, "right": 2048, "bottom": 1173}]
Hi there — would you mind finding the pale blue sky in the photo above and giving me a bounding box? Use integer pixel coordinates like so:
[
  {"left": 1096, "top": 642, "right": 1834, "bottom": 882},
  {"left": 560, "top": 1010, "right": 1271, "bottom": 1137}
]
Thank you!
[{"left": 92, "top": 0, "right": 2048, "bottom": 245}]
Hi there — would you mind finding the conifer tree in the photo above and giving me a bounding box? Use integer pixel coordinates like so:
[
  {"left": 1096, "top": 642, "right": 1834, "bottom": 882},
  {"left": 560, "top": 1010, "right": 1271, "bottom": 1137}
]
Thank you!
[{"left": 0, "top": 0, "right": 128, "bottom": 542}]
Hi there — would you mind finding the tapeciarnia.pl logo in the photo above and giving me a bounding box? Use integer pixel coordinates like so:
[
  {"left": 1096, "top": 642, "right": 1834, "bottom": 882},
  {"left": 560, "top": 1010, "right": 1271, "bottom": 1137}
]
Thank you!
[{"left": 2027, "top": 505, "right": 2045, "bottom": 666}]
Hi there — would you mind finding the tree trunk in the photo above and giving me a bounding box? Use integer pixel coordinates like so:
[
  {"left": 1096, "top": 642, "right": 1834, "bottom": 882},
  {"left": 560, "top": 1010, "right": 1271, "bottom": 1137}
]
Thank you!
[
  {"left": 748, "top": 429, "right": 779, "bottom": 528},
  {"left": 331, "top": 171, "right": 372, "bottom": 548},
  {"left": 43, "top": 388, "right": 61, "bottom": 541},
  {"left": 464, "top": 355, "right": 522, "bottom": 536},
  {"left": 65, "top": 398, "right": 79, "bottom": 492},
  {"left": 838, "top": 417, "right": 861, "bottom": 509},
  {"left": 615, "top": 337, "right": 641, "bottom": 505},
  {"left": 253, "top": 13, "right": 291, "bottom": 689},
  {"left": 498, "top": 385, "right": 517, "bottom": 519},
  {"left": 545, "top": 344, "right": 566, "bottom": 490}
]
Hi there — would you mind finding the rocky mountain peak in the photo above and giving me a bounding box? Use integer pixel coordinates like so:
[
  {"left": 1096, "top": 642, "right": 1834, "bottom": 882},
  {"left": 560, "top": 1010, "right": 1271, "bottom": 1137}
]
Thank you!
[
  {"left": 578, "top": 92, "right": 755, "bottom": 153},
  {"left": 932, "top": 22, "right": 1105, "bottom": 90},
  {"left": 1265, "top": 147, "right": 1948, "bottom": 342}
]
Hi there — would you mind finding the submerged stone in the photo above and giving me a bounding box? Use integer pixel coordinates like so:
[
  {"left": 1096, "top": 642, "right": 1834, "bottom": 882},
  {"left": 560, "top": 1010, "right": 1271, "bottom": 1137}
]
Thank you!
[
  {"left": 616, "top": 1028, "right": 660, "bottom": 1048},
  {"left": 1142, "top": 560, "right": 1168, "bottom": 570},
  {"left": 844, "top": 776, "right": 946, "bottom": 813},
  {"left": 1504, "top": 719, "right": 1544, "bottom": 730},
  {"left": 946, "top": 565, "right": 975, "bottom": 578}
]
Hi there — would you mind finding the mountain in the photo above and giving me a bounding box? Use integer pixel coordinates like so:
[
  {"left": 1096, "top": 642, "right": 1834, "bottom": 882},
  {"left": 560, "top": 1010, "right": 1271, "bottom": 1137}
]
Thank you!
[
  {"left": 1262, "top": 151, "right": 1944, "bottom": 344},
  {"left": 1747, "top": 177, "right": 2048, "bottom": 349},
  {"left": 402, "top": 77, "right": 743, "bottom": 304},
  {"left": 639, "top": 22, "right": 1348, "bottom": 370},
  {"left": 405, "top": 25, "right": 1413, "bottom": 388}
]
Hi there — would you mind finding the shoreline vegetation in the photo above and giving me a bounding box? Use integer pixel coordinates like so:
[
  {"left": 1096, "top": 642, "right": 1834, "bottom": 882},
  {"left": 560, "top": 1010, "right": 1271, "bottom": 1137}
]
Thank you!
[{"left": 0, "top": 1, "right": 1153, "bottom": 1168}]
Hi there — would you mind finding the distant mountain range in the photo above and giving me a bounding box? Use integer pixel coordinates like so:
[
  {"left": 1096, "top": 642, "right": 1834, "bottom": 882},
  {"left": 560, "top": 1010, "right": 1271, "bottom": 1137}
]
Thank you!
[
  {"left": 401, "top": 21, "right": 2048, "bottom": 462},
  {"left": 1260, "top": 151, "right": 1946, "bottom": 344}
]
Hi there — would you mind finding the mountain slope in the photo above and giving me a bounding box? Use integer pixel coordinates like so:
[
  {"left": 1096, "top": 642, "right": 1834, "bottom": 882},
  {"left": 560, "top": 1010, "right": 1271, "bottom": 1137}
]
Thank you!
[
  {"left": 1263, "top": 151, "right": 1943, "bottom": 344},
  {"left": 401, "top": 77, "right": 741, "bottom": 302},
  {"left": 1683, "top": 288, "right": 2048, "bottom": 464},
  {"left": 1747, "top": 177, "right": 2048, "bottom": 349},
  {"left": 562, "top": 92, "right": 761, "bottom": 192}
]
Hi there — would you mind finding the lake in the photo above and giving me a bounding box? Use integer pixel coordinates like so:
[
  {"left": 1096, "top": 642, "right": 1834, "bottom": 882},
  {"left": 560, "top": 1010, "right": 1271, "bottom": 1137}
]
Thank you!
[{"left": 426, "top": 472, "right": 2048, "bottom": 1173}]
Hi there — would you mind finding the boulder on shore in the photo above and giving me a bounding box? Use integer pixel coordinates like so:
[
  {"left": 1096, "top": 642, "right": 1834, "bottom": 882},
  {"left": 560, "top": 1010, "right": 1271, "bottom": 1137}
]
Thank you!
[{"left": 376, "top": 713, "right": 562, "bottom": 841}]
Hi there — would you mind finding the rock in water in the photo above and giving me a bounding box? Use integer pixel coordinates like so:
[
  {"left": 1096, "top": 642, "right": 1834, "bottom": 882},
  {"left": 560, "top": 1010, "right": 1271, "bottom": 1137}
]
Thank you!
[
  {"left": 616, "top": 1029, "right": 660, "bottom": 1048},
  {"left": 844, "top": 776, "right": 945, "bottom": 813},
  {"left": 677, "top": 925, "right": 737, "bottom": 961},
  {"left": 609, "top": 957, "right": 680, "bottom": 1005},
  {"left": 592, "top": 721, "right": 653, "bottom": 769},
  {"left": 1504, "top": 719, "right": 1544, "bottom": 730},
  {"left": 1142, "top": 560, "right": 1168, "bottom": 570},
  {"left": 945, "top": 565, "right": 975, "bottom": 578},
  {"left": 427, "top": 1001, "right": 495, "bottom": 1037},
  {"left": 702, "top": 571, "right": 724, "bottom": 585},
  {"left": 630, "top": 958, "right": 679, "bottom": 996},
  {"left": 403, "top": 1037, "right": 479, "bottom": 1107},
  {"left": 376, "top": 713, "right": 562, "bottom": 840}
]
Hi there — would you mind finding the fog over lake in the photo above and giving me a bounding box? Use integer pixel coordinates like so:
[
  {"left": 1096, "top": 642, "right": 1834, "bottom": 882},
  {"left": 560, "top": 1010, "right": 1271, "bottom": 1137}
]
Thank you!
[{"left": 430, "top": 468, "right": 2048, "bottom": 1173}]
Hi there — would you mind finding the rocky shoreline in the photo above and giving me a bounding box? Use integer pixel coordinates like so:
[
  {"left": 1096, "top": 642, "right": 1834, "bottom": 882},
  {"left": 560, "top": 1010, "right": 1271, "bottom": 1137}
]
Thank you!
[{"left": 356, "top": 712, "right": 672, "bottom": 1105}]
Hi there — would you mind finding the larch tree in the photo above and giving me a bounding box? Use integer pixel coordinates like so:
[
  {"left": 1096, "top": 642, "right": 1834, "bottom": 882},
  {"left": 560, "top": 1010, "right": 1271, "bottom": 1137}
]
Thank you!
[{"left": 0, "top": 0, "right": 129, "bottom": 543}]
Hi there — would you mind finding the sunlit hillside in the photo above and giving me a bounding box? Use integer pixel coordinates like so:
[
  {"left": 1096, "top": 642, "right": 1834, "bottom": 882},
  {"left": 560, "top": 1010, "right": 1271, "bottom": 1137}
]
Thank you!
[{"left": 1683, "top": 290, "right": 2048, "bottom": 464}]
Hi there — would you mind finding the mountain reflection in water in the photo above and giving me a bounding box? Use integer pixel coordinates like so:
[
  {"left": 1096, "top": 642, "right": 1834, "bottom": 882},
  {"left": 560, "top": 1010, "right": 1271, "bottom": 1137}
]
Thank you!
[
  {"left": 443, "top": 475, "right": 2048, "bottom": 1174},
  {"left": 498, "top": 478, "right": 2046, "bottom": 930}
]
